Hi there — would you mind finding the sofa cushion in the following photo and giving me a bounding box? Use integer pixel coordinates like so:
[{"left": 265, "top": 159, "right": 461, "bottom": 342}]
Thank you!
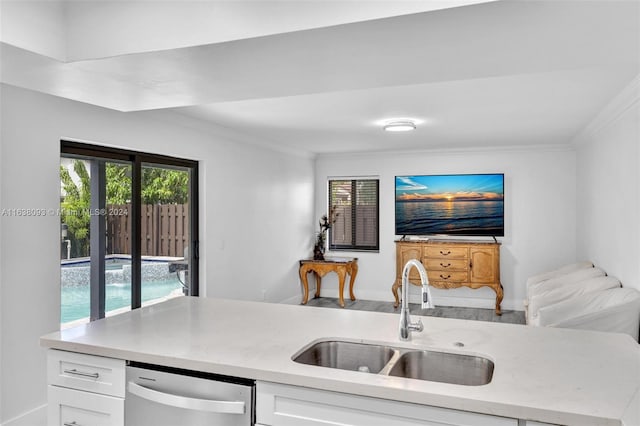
[
  {"left": 525, "top": 261, "right": 594, "bottom": 289},
  {"left": 526, "top": 266, "right": 605, "bottom": 300}
]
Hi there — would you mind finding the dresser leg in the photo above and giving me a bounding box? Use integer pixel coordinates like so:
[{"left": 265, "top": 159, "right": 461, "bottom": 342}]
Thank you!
[{"left": 494, "top": 283, "right": 504, "bottom": 315}]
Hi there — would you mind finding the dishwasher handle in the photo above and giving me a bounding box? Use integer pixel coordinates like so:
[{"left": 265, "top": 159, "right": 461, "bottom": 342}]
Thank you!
[{"left": 127, "top": 381, "right": 246, "bottom": 414}]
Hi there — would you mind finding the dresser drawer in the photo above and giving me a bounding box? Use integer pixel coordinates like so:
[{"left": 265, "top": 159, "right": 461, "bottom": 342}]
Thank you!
[
  {"left": 48, "top": 385, "right": 124, "bottom": 426},
  {"left": 422, "top": 258, "right": 469, "bottom": 271},
  {"left": 428, "top": 271, "right": 468, "bottom": 283},
  {"left": 424, "top": 246, "right": 468, "bottom": 259},
  {"left": 47, "top": 350, "right": 125, "bottom": 397}
]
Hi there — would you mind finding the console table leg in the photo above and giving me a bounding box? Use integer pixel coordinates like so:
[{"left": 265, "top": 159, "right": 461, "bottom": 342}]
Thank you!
[
  {"left": 348, "top": 262, "right": 358, "bottom": 301},
  {"left": 299, "top": 268, "right": 310, "bottom": 305},
  {"left": 314, "top": 272, "right": 322, "bottom": 298},
  {"left": 337, "top": 270, "right": 347, "bottom": 307}
]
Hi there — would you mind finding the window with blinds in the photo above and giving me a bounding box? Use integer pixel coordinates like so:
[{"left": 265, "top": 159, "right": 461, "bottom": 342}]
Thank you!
[{"left": 328, "top": 179, "right": 379, "bottom": 251}]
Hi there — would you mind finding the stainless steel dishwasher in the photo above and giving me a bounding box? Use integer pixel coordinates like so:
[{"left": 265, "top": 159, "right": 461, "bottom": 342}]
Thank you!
[{"left": 125, "top": 362, "right": 255, "bottom": 426}]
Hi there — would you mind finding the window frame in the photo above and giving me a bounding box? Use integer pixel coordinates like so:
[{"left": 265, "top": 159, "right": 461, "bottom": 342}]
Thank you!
[
  {"left": 60, "top": 140, "right": 199, "bottom": 321},
  {"left": 328, "top": 178, "right": 380, "bottom": 252}
]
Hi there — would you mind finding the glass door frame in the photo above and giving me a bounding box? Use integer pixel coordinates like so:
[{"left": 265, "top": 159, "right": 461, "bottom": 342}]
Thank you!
[{"left": 61, "top": 140, "right": 199, "bottom": 319}]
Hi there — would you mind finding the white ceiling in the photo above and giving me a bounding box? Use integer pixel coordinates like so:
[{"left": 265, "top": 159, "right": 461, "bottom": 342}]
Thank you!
[{"left": 1, "top": 0, "right": 638, "bottom": 155}]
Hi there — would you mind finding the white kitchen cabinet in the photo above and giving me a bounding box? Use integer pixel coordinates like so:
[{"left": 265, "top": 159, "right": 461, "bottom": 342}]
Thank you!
[
  {"left": 256, "top": 381, "right": 518, "bottom": 426},
  {"left": 47, "top": 349, "right": 125, "bottom": 426},
  {"left": 48, "top": 385, "right": 124, "bottom": 426}
]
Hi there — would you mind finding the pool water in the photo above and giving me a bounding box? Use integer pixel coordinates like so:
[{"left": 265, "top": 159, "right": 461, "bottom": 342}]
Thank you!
[{"left": 61, "top": 259, "right": 183, "bottom": 324}]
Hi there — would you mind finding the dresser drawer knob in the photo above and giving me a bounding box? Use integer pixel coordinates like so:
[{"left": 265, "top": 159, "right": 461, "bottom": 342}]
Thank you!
[
  {"left": 440, "top": 250, "right": 451, "bottom": 255},
  {"left": 440, "top": 262, "right": 451, "bottom": 268},
  {"left": 439, "top": 274, "right": 451, "bottom": 280}
]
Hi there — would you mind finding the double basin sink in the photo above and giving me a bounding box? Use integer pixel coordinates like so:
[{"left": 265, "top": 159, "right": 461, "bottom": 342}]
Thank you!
[{"left": 292, "top": 340, "right": 493, "bottom": 386}]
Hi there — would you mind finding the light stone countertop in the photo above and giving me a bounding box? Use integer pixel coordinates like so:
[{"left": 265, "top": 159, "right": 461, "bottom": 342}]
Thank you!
[{"left": 41, "top": 297, "right": 640, "bottom": 426}]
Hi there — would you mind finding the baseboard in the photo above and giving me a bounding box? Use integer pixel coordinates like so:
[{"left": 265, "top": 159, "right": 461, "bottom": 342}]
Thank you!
[
  {"left": 315, "top": 288, "right": 522, "bottom": 311},
  {"left": 2, "top": 404, "right": 46, "bottom": 426},
  {"left": 279, "top": 293, "right": 303, "bottom": 305},
  {"left": 281, "top": 283, "right": 523, "bottom": 311}
]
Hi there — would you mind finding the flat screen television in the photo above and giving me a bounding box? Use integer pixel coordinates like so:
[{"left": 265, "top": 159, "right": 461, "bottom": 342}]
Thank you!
[{"left": 395, "top": 173, "right": 504, "bottom": 237}]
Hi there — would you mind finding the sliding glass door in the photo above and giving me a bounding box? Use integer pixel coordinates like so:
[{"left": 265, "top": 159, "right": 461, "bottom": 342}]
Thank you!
[
  {"left": 140, "top": 163, "right": 193, "bottom": 306},
  {"left": 60, "top": 142, "right": 198, "bottom": 328}
]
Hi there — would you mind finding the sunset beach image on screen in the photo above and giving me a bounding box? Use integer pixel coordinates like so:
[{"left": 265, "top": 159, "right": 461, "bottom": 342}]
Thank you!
[{"left": 395, "top": 174, "right": 504, "bottom": 236}]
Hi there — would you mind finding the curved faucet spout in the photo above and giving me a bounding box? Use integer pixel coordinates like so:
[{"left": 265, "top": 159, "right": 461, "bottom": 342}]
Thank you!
[
  {"left": 402, "top": 259, "right": 427, "bottom": 288},
  {"left": 399, "top": 259, "right": 433, "bottom": 341}
]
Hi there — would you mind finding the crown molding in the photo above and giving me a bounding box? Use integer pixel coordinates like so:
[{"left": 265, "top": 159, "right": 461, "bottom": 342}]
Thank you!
[
  {"left": 316, "top": 143, "right": 575, "bottom": 160},
  {"left": 572, "top": 73, "right": 640, "bottom": 144}
]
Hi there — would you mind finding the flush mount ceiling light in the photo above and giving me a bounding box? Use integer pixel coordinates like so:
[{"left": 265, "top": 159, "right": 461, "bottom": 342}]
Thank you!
[{"left": 383, "top": 120, "right": 416, "bottom": 132}]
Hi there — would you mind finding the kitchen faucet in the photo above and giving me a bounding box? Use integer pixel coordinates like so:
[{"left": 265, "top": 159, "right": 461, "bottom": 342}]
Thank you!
[{"left": 399, "top": 259, "right": 434, "bottom": 341}]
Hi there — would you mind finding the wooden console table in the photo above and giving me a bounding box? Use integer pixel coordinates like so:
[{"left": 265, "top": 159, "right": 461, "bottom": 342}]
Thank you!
[
  {"left": 392, "top": 240, "right": 503, "bottom": 315},
  {"left": 299, "top": 257, "right": 358, "bottom": 308}
]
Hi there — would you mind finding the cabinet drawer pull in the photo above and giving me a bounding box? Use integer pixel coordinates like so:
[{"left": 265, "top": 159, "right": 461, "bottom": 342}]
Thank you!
[
  {"left": 440, "top": 250, "right": 451, "bottom": 256},
  {"left": 440, "top": 262, "right": 451, "bottom": 268},
  {"left": 439, "top": 274, "right": 451, "bottom": 280},
  {"left": 63, "top": 368, "right": 100, "bottom": 379},
  {"left": 64, "top": 422, "right": 80, "bottom": 426}
]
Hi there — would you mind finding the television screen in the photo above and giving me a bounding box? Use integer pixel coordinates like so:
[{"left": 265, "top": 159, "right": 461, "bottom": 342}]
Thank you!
[{"left": 395, "top": 173, "right": 504, "bottom": 237}]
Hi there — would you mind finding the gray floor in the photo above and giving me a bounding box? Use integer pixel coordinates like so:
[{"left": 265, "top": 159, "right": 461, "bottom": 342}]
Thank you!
[{"left": 305, "top": 297, "right": 525, "bottom": 324}]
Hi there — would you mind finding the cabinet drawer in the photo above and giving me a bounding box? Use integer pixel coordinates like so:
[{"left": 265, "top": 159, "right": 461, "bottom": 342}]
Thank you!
[
  {"left": 257, "top": 381, "right": 516, "bottom": 426},
  {"left": 428, "top": 271, "right": 468, "bottom": 283},
  {"left": 48, "top": 385, "right": 124, "bottom": 426},
  {"left": 424, "top": 246, "right": 468, "bottom": 259},
  {"left": 47, "top": 350, "right": 125, "bottom": 397},
  {"left": 422, "top": 258, "right": 468, "bottom": 271}
]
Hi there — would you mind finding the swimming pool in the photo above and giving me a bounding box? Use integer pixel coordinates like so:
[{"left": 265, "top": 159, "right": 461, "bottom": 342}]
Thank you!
[{"left": 61, "top": 258, "right": 184, "bottom": 324}]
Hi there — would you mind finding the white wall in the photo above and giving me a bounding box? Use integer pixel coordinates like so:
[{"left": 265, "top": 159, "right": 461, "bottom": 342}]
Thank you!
[
  {"left": 0, "top": 0, "right": 66, "bottom": 60},
  {"left": 315, "top": 147, "right": 578, "bottom": 310},
  {"left": 0, "top": 84, "right": 4, "bottom": 424},
  {"left": 575, "top": 76, "right": 640, "bottom": 289},
  {"left": 0, "top": 84, "right": 314, "bottom": 424}
]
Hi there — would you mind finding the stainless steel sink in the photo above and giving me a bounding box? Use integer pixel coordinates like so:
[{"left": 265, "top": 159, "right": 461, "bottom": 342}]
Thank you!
[
  {"left": 292, "top": 340, "right": 494, "bottom": 386},
  {"left": 293, "top": 340, "right": 396, "bottom": 374},
  {"left": 387, "top": 350, "right": 494, "bottom": 386}
]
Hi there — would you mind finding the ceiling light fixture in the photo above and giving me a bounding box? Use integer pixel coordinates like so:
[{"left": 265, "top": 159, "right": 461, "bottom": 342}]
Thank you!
[{"left": 383, "top": 120, "right": 416, "bottom": 132}]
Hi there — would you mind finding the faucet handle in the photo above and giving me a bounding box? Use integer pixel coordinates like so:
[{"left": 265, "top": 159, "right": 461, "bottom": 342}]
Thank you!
[{"left": 409, "top": 319, "right": 424, "bottom": 332}]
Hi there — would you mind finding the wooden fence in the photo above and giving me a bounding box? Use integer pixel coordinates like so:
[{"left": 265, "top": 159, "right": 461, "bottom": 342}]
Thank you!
[{"left": 107, "top": 204, "right": 189, "bottom": 257}]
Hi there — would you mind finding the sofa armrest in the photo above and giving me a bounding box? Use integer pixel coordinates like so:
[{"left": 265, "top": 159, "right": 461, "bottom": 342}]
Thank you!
[{"left": 538, "top": 288, "right": 640, "bottom": 341}]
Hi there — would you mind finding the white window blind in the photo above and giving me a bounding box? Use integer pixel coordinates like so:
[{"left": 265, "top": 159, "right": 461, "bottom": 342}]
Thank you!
[{"left": 329, "top": 179, "right": 379, "bottom": 251}]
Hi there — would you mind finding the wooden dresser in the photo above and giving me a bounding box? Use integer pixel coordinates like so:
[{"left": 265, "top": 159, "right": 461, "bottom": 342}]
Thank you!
[{"left": 392, "top": 239, "right": 503, "bottom": 314}]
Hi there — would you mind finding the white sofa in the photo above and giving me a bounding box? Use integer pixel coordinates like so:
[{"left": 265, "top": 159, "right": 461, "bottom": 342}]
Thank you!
[
  {"left": 524, "top": 263, "right": 603, "bottom": 322},
  {"left": 524, "top": 262, "right": 640, "bottom": 342},
  {"left": 527, "top": 275, "right": 621, "bottom": 325}
]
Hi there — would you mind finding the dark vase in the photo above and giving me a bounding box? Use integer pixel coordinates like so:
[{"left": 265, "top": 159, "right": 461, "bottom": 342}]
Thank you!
[
  {"left": 313, "top": 244, "right": 325, "bottom": 260},
  {"left": 313, "top": 232, "right": 326, "bottom": 260}
]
